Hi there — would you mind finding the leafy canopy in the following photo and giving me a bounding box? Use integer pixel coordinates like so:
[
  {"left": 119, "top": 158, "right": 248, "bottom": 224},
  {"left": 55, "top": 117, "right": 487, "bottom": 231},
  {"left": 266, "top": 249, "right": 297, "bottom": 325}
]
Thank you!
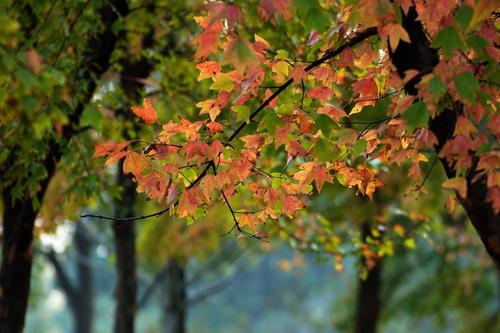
[{"left": 94, "top": 0, "right": 499, "bottom": 242}]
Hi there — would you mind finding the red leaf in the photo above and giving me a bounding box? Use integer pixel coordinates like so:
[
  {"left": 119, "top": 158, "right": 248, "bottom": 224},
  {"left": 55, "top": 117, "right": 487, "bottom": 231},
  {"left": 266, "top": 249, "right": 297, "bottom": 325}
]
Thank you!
[
  {"left": 317, "top": 106, "right": 347, "bottom": 122},
  {"left": 281, "top": 195, "right": 304, "bottom": 215},
  {"left": 229, "top": 158, "right": 253, "bottom": 182},
  {"left": 258, "top": 0, "right": 292, "bottom": 22},
  {"left": 290, "top": 66, "right": 306, "bottom": 83},
  {"left": 131, "top": 98, "right": 157, "bottom": 124},
  {"left": 241, "top": 135, "right": 265, "bottom": 150},
  {"left": 207, "top": 122, "right": 224, "bottom": 135},
  {"left": 196, "top": 61, "right": 221, "bottom": 81},
  {"left": 178, "top": 188, "right": 203, "bottom": 217},
  {"left": 307, "top": 87, "right": 334, "bottom": 102},
  {"left": 123, "top": 151, "right": 148, "bottom": 178}
]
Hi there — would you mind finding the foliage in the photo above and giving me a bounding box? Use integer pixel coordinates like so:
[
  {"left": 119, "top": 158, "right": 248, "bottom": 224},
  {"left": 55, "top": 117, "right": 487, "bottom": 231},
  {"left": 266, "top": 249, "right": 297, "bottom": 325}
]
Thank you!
[{"left": 93, "top": 0, "right": 498, "bottom": 264}]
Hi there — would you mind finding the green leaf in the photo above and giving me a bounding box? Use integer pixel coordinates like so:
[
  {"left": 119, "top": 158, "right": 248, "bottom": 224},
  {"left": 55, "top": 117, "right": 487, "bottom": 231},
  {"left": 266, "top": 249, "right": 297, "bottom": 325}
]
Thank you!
[
  {"left": 352, "top": 139, "right": 367, "bottom": 157},
  {"left": 259, "top": 111, "right": 283, "bottom": 133},
  {"left": 209, "top": 73, "right": 233, "bottom": 92},
  {"left": 313, "top": 114, "right": 337, "bottom": 137},
  {"left": 402, "top": 101, "right": 429, "bottom": 132},
  {"left": 454, "top": 5, "right": 472, "bottom": 31},
  {"left": 467, "top": 34, "right": 488, "bottom": 49},
  {"left": 427, "top": 77, "right": 446, "bottom": 98},
  {"left": 432, "top": 27, "right": 464, "bottom": 57},
  {"left": 232, "top": 105, "right": 250, "bottom": 124},
  {"left": 80, "top": 105, "right": 103, "bottom": 131},
  {"left": 306, "top": 8, "right": 330, "bottom": 31},
  {"left": 453, "top": 71, "right": 479, "bottom": 103},
  {"left": 313, "top": 138, "right": 331, "bottom": 162}
]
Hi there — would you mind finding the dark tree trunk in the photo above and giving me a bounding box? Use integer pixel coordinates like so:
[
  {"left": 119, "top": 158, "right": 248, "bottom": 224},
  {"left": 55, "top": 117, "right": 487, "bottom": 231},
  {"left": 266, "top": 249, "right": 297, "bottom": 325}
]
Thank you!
[
  {"left": 73, "top": 223, "right": 94, "bottom": 333},
  {"left": 389, "top": 6, "right": 500, "bottom": 268},
  {"left": 163, "top": 259, "right": 186, "bottom": 333},
  {"left": 0, "top": 1, "right": 127, "bottom": 331},
  {"left": 46, "top": 223, "right": 94, "bottom": 333},
  {"left": 112, "top": 170, "right": 137, "bottom": 333},
  {"left": 354, "top": 224, "right": 382, "bottom": 333},
  {"left": 0, "top": 190, "right": 47, "bottom": 333},
  {"left": 111, "top": 13, "right": 155, "bottom": 331}
]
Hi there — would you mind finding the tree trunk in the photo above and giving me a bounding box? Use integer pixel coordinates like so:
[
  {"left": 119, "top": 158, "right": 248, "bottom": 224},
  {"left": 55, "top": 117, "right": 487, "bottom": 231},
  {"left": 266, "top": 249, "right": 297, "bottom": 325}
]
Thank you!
[
  {"left": 354, "top": 224, "right": 382, "bottom": 333},
  {"left": 46, "top": 223, "right": 94, "bottom": 333},
  {"left": 163, "top": 259, "right": 186, "bottom": 333},
  {"left": 112, "top": 169, "right": 137, "bottom": 333},
  {"left": 0, "top": 191, "right": 46, "bottom": 333},
  {"left": 389, "top": 6, "right": 500, "bottom": 268},
  {"left": 73, "top": 223, "right": 94, "bottom": 333}
]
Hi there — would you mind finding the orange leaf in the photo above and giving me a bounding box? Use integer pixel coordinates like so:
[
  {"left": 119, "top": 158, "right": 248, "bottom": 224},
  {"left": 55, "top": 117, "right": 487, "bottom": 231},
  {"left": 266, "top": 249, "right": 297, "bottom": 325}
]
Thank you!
[
  {"left": 178, "top": 188, "right": 202, "bottom": 217},
  {"left": 442, "top": 177, "right": 467, "bottom": 198},
  {"left": 206, "top": 121, "right": 224, "bottom": 135},
  {"left": 131, "top": 98, "right": 157, "bottom": 124},
  {"left": 307, "top": 87, "right": 334, "bottom": 102},
  {"left": 94, "top": 142, "right": 117, "bottom": 157},
  {"left": 281, "top": 195, "right": 304, "bottom": 215},
  {"left": 241, "top": 135, "right": 265, "bottom": 150},
  {"left": 317, "top": 106, "right": 347, "bottom": 122},
  {"left": 123, "top": 151, "right": 148, "bottom": 178},
  {"left": 196, "top": 61, "right": 221, "bottom": 81},
  {"left": 380, "top": 23, "right": 410, "bottom": 50}
]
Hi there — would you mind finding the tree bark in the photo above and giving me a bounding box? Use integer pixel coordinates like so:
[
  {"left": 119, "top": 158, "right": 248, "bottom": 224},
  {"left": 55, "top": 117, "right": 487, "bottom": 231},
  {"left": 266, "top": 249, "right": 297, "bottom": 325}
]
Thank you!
[
  {"left": 112, "top": 169, "right": 137, "bottom": 333},
  {"left": 389, "top": 6, "right": 500, "bottom": 268},
  {"left": 73, "top": 223, "right": 94, "bottom": 333},
  {"left": 163, "top": 259, "right": 186, "bottom": 333},
  {"left": 354, "top": 224, "right": 382, "bottom": 333},
  {"left": 0, "top": 188, "right": 49, "bottom": 333},
  {"left": 46, "top": 223, "right": 94, "bottom": 333}
]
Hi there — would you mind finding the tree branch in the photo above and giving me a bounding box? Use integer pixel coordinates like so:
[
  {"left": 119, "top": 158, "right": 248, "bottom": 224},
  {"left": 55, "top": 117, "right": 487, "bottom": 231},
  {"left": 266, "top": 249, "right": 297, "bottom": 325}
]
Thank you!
[{"left": 81, "top": 27, "right": 378, "bottom": 224}]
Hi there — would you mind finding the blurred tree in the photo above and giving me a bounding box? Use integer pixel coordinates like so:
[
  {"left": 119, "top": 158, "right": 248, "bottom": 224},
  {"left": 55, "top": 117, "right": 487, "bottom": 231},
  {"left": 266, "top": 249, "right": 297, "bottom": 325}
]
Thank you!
[
  {"left": 45, "top": 223, "right": 95, "bottom": 333},
  {"left": 0, "top": 1, "right": 127, "bottom": 331}
]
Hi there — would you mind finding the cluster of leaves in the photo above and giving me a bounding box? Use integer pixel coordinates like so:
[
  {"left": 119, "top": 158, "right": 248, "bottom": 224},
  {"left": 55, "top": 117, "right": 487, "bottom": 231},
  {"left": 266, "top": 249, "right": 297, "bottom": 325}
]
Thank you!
[{"left": 94, "top": 0, "right": 498, "bottom": 245}]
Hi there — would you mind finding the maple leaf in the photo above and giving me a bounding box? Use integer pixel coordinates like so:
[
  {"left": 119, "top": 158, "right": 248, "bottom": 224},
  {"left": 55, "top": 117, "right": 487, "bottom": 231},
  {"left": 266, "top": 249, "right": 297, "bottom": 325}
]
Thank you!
[
  {"left": 94, "top": 142, "right": 119, "bottom": 158},
  {"left": 352, "top": 77, "right": 378, "bottom": 100},
  {"left": 281, "top": 195, "right": 304, "bottom": 215},
  {"left": 206, "top": 121, "right": 224, "bottom": 135},
  {"left": 258, "top": 0, "right": 292, "bottom": 22},
  {"left": 263, "top": 88, "right": 278, "bottom": 108},
  {"left": 241, "top": 135, "right": 265, "bottom": 150},
  {"left": 193, "top": 16, "right": 223, "bottom": 59},
  {"left": 308, "top": 87, "right": 334, "bottom": 102},
  {"left": 317, "top": 106, "right": 347, "bottom": 122},
  {"left": 239, "top": 213, "right": 260, "bottom": 231},
  {"left": 442, "top": 177, "right": 467, "bottom": 198},
  {"left": 380, "top": 23, "right": 410, "bottom": 50},
  {"left": 123, "top": 151, "right": 148, "bottom": 178},
  {"left": 94, "top": 141, "right": 129, "bottom": 165},
  {"left": 196, "top": 99, "right": 221, "bottom": 122},
  {"left": 416, "top": 128, "right": 438, "bottom": 148},
  {"left": 178, "top": 187, "right": 203, "bottom": 217},
  {"left": 290, "top": 66, "right": 306, "bottom": 83},
  {"left": 131, "top": 98, "right": 157, "bottom": 124},
  {"left": 205, "top": 2, "right": 241, "bottom": 30},
  {"left": 311, "top": 165, "right": 333, "bottom": 192},
  {"left": 222, "top": 37, "right": 257, "bottom": 73},
  {"left": 229, "top": 158, "right": 253, "bottom": 182},
  {"left": 196, "top": 61, "right": 221, "bottom": 81}
]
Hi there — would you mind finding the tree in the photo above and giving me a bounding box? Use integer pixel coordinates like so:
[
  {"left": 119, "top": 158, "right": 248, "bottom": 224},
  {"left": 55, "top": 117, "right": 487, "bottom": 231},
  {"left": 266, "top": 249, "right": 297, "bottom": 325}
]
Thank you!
[
  {"left": 1, "top": 1, "right": 127, "bottom": 331},
  {"left": 92, "top": 0, "right": 499, "bottom": 269},
  {"left": 45, "top": 223, "right": 95, "bottom": 333}
]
